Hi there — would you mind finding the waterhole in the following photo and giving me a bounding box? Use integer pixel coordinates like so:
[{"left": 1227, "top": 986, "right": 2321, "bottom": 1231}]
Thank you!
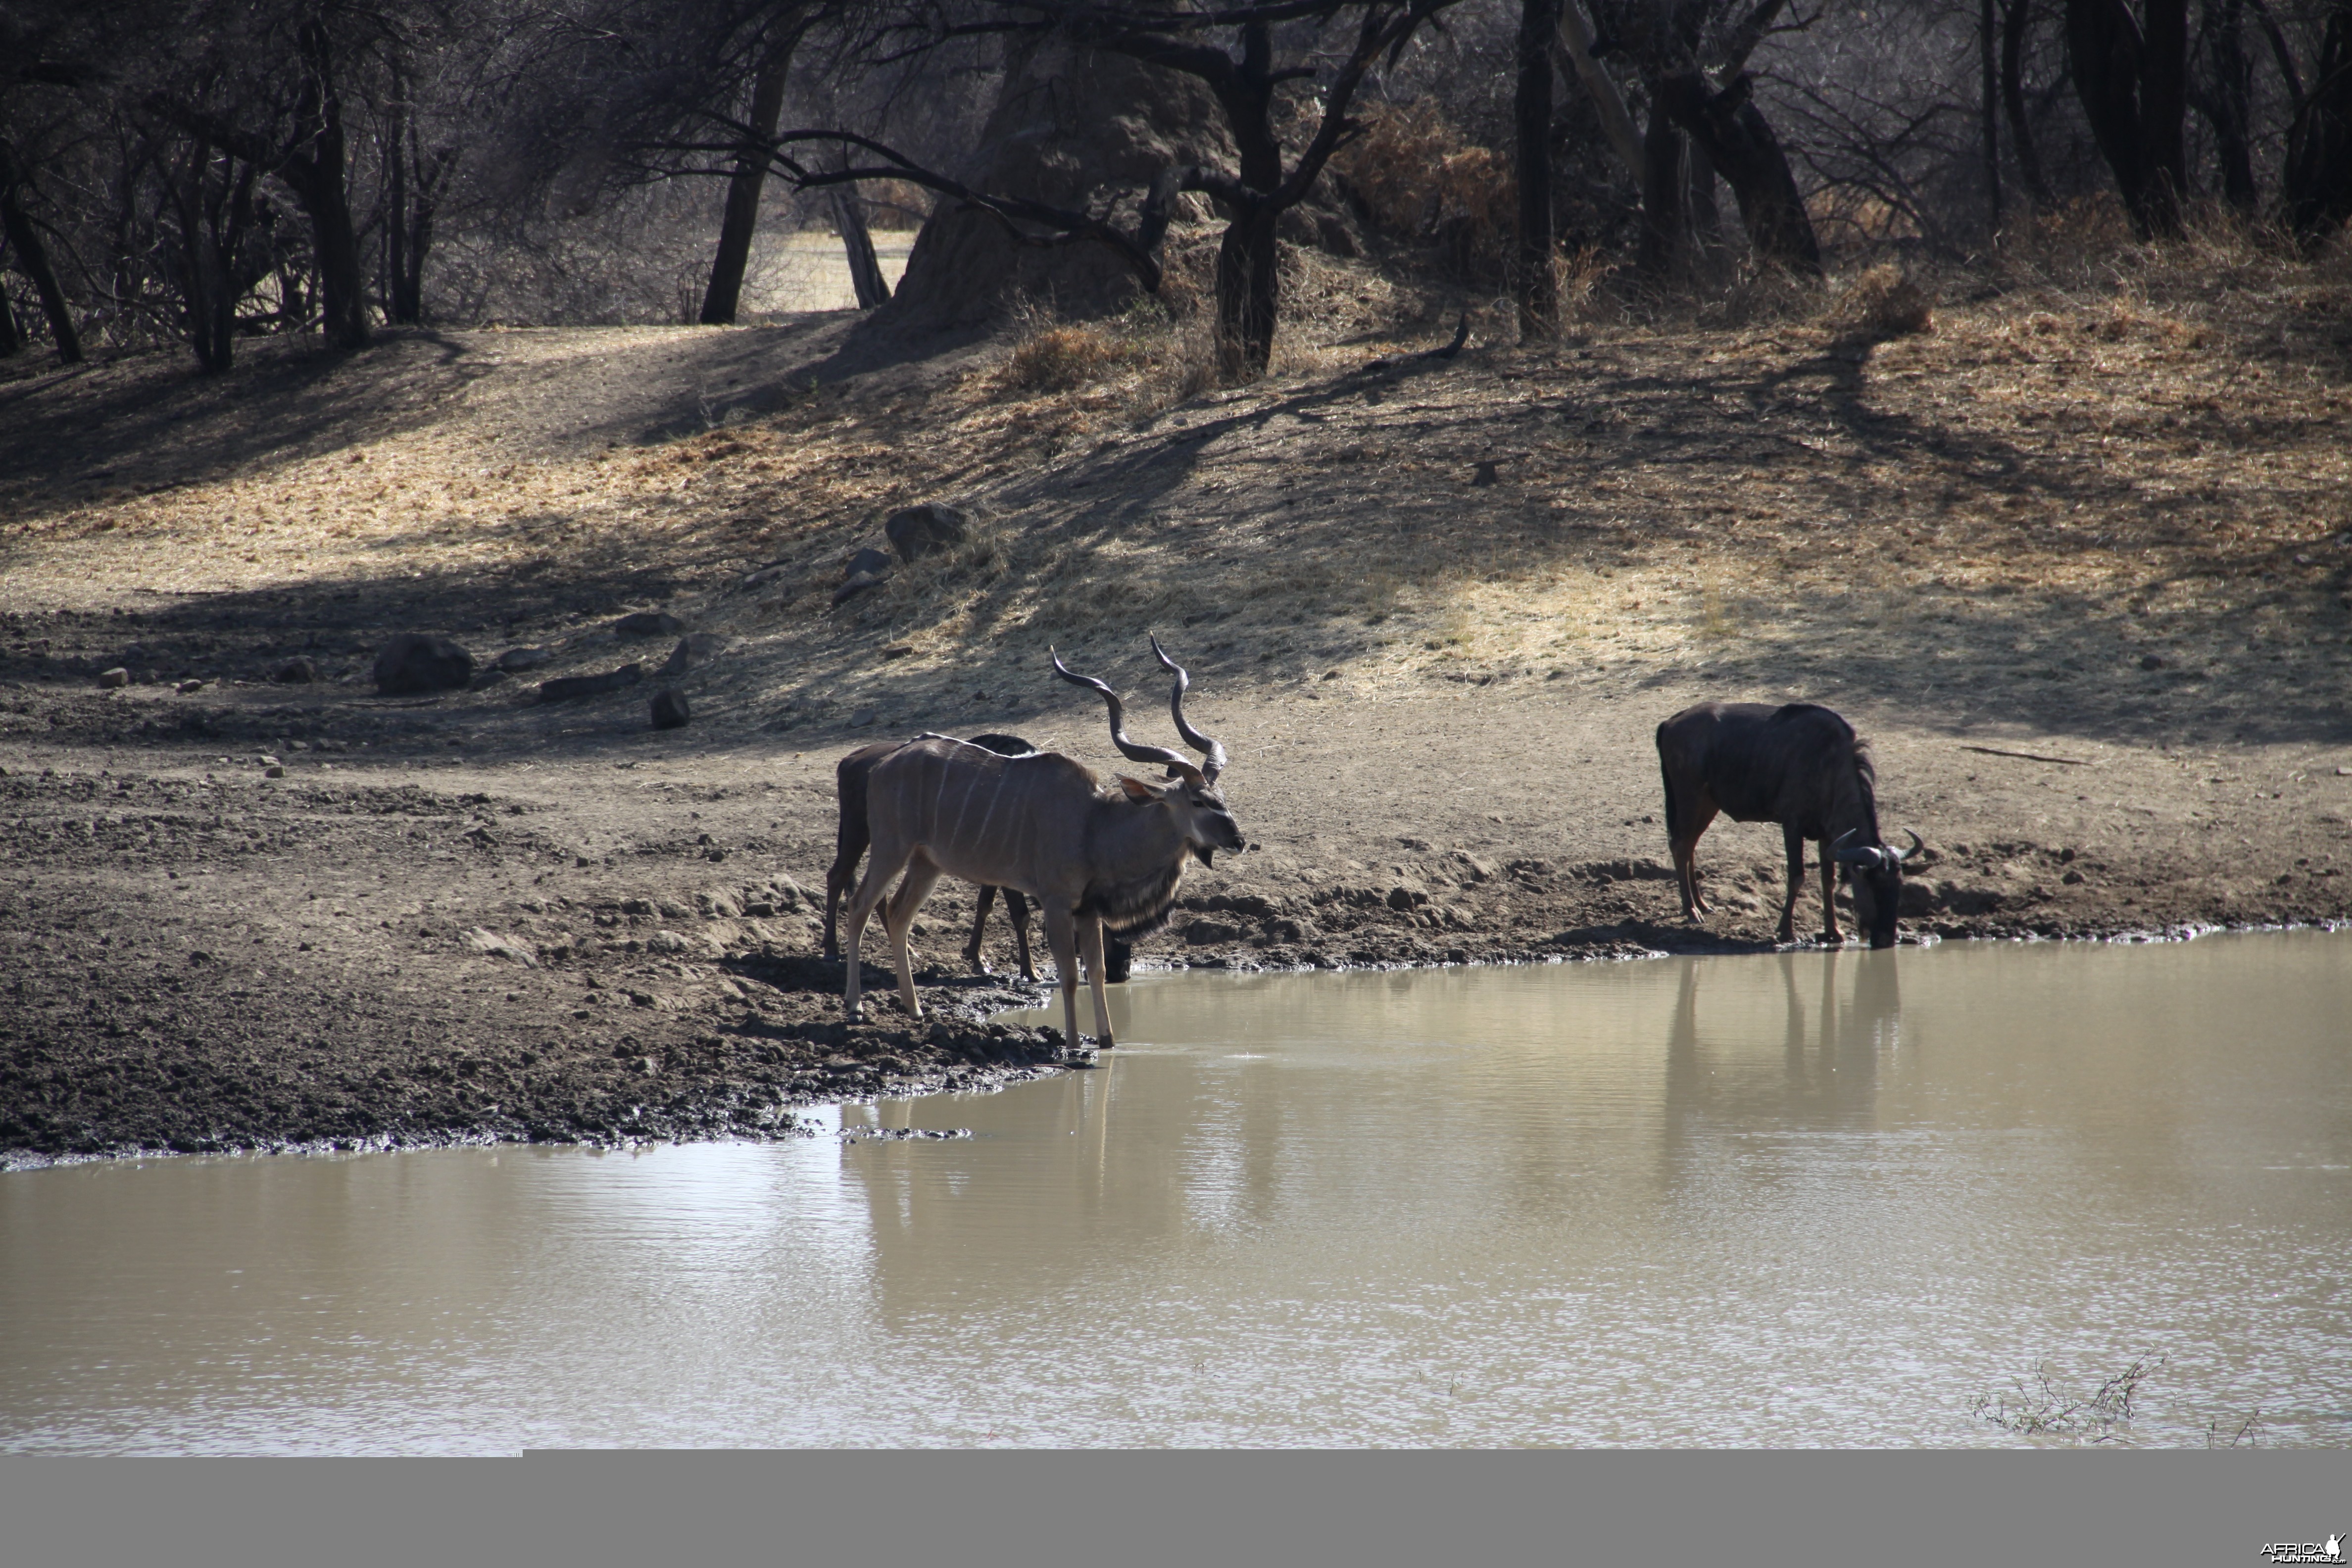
[{"left": 3, "top": 932, "right": 2347, "bottom": 1451}]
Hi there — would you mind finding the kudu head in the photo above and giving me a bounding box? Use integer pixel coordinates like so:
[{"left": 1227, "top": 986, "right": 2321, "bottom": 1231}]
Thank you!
[
  {"left": 1833, "top": 828, "right": 1924, "bottom": 949},
  {"left": 1052, "top": 640, "right": 1243, "bottom": 866}
]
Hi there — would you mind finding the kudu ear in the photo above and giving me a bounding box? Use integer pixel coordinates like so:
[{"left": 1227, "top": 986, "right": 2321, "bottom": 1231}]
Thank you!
[{"left": 1116, "top": 775, "right": 1161, "bottom": 802}]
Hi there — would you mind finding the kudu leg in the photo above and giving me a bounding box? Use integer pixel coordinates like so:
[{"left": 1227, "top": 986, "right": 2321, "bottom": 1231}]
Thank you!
[
  {"left": 840, "top": 845, "right": 913, "bottom": 1022},
  {"left": 964, "top": 885, "right": 998, "bottom": 974},
  {"left": 1042, "top": 902, "right": 1085, "bottom": 1050},
  {"left": 1778, "top": 825, "right": 1806, "bottom": 945},
  {"left": 1079, "top": 915, "right": 1115, "bottom": 1048},
  {"left": 883, "top": 857, "right": 943, "bottom": 1018},
  {"left": 823, "top": 831, "right": 868, "bottom": 963}
]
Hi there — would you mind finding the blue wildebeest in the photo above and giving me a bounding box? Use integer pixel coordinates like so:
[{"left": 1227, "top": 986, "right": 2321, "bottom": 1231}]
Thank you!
[
  {"left": 825, "top": 732, "right": 1051, "bottom": 979},
  {"left": 840, "top": 638, "right": 1239, "bottom": 1047},
  {"left": 1655, "top": 701, "right": 1923, "bottom": 949}
]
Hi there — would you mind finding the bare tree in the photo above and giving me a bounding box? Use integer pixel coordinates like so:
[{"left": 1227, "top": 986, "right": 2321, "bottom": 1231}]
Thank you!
[
  {"left": 2065, "top": 0, "right": 2190, "bottom": 234},
  {"left": 2284, "top": 0, "right": 2352, "bottom": 243},
  {"left": 0, "top": 132, "right": 85, "bottom": 361},
  {"left": 1517, "top": 0, "right": 1562, "bottom": 331}
]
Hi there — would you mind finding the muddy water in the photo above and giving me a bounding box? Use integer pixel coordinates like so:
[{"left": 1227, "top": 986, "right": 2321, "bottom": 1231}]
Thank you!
[{"left": 4, "top": 933, "right": 2349, "bottom": 1452}]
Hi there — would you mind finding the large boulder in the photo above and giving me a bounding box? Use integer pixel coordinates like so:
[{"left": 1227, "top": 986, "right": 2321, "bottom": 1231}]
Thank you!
[
  {"left": 884, "top": 503, "right": 970, "bottom": 562},
  {"left": 868, "top": 38, "right": 1235, "bottom": 336},
  {"left": 614, "top": 611, "right": 686, "bottom": 638},
  {"left": 373, "top": 634, "right": 474, "bottom": 695}
]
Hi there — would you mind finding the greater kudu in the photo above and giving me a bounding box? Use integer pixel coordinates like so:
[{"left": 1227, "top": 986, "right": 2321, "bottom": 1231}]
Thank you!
[
  {"left": 840, "top": 638, "right": 1240, "bottom": 1048},
  {"left": 825, "top": 732, "right": 1045, "bottom": 979}
]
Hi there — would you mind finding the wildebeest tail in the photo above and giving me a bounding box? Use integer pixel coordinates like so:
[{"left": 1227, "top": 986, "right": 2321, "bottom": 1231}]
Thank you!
[{"left": 1658, "top": 731, "right": 1684, "bottom": 846}]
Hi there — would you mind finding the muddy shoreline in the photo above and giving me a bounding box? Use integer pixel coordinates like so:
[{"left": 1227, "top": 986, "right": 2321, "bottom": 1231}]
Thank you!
[{"left": 4, "top": 717, "right": 2347, "bottom": 1171}]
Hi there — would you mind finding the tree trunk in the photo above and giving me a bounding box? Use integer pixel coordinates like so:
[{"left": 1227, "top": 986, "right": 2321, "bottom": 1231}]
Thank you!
[
  {"left": 1982, "top": 0, "right": 2005, "bottom": 230},
  {"left": 2065, "top": 0, "right": 2188, "bottom": 235},
  {"left": 832, "top": 187, "right": 891, "bottom": 310},
  {"left": 287, "top": 19, "right": 371, "bottom": 348},
  {"left": 385, "top": 97, "right": 407, "bottom": 319},
  {"left": 2284, "top": 0, "right": 2352, "bottom": 245},
  {"left": 0, "top": 138, "right": 84, "bottom": 364},
  {"left": 1657, "top": 72, "right": 1822, "bottom": 275},
  {"left": 701, "top": 32, "right": 798, "bottom": 325},
  {"left": 1637, "top": 99, "right": 1686, "bottom": 279},
  {"left": 1688, "top": 142, "right": 1732, "bottom": 279},
  {"left": 2141, "top": 0, "right": 2191, "bottom": 225},
  {"left": 1215, "top": 205, "right": 1279, "bottom": 378},
  {"left": 1554, "top": 0, "right": 1648, "bottom": 186},
  {"left": 392, "top": 140, "right": 450, "bottom": 326},
  {"left": 2199, "top": 0, "right": 2259, "bottom": 212},
  {"left": 1516, "top": 0, "right": 1561, "bottom": 336},
  {"left": 0, "top": 274, "right": 22, "bottom": 356},
  {"left": 2003, "top": 0, "right": 2055, "bottom": 207},
  {"left": 170, "top": 142, "right": 237, "bottom": 374}
]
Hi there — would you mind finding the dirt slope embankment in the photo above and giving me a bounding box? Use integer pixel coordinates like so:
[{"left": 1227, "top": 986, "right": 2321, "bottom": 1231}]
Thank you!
[{"left": 3, "top": 276, "right": 2351, "bottom": 1166}]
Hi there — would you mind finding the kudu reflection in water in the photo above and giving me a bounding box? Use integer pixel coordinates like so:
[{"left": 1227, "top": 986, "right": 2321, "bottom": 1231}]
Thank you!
[{"left": 841, "top": 638, "right": 1241, "bottom": 1049}]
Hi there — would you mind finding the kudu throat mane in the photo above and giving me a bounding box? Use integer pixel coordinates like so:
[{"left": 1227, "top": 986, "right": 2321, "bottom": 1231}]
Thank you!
[{"left": 1076, "top": 854, "right": 1188, "bottom": 937}]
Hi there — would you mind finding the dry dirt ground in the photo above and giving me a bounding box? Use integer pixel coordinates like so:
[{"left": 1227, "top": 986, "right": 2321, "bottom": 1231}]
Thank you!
[{"left": 4, "top": 244, "right": 2351, "bottom": 1166}]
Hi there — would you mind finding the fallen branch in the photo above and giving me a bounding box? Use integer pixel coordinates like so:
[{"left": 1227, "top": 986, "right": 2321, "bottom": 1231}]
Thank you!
[
  {"left": 1959, "top": 743, "right": 2092, "bottom": 766},
  {"left": 540, "top": 664, "right": 644, "bottom": 704}
]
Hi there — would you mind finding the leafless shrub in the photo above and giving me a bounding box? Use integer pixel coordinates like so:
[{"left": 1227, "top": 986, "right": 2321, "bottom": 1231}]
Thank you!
[
  {"left": 1828, "top": 263, "right": 1935, "bottom": 343},
  {"left": 1328, "top": 99, "right": 1515, "bottom": 284},
  {"left": 2206, "top": 1409, "right": 2265, "bottom": 1448},
  {"left": 1972, "top": 1354, "right": 2163, "bottom": 1441},
  {"left": 995, "top": 324, "right": 1136, "bottom": 396}
]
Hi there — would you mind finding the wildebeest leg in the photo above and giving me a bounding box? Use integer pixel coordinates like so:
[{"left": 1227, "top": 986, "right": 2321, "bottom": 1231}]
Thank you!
[
  {"left": 1670, "top": 790, "right": 1720, "bottom": 921},
  {"left": 964, "top": 884, "right": 999, "bottom": 973},
  {"left": 842, "top": 842, "right": 913, "bottom": 1021},
  {"left": 1079, "top": 915, "right": 1115, "bottom": 1048},
  {"left": 882, "top": 855, "right": 942, "bottom": 1018},
  {"left": 1005, "top": 889, "right": 1036, "bottom": 981},
  {"left": 1778, "top": 824, "right": 1807, "bottom": 944},
  {"left": 1042, "top": 901, "right": 1083, "bottom": 1050},
  {"left": 1816, "top": 840, "right": 1843, "bottom": 944}
]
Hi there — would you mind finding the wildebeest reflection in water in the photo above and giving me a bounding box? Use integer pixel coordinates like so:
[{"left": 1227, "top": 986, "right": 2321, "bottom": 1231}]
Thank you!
[{"left": 1661, "top": 950, "right": 1903, "bottom": 1180}]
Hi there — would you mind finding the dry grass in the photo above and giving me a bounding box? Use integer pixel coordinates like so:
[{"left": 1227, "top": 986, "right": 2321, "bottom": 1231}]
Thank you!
[
  {"left": 1827, "top": 263, "right": 1935, "bottom": 344},
  {"left": 994, "top": 324, "right": 1141, "bottom": 397},
  {"left": 3, "top": 229, "right": 2350, "bottom": 752}
]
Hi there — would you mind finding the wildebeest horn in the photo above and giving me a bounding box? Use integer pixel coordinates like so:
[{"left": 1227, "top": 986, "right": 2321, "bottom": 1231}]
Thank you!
[
  {"left": 1149, "top": 633, "right": 1227, "bottom": 783},
  {"left": 1896, "top": 829, "right": 1924, "bottom": 863},
  {"left": 1050, "top": 648, "right": 1195, "bottom": 775},
  {"left": 1831, "top": 828, "right": 1884, "bottom": 868}
]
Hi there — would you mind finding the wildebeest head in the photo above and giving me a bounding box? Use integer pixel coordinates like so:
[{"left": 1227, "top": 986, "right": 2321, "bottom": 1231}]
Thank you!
[{"left": 1834, "top": 828, "right": 1924, "bottom": 949}]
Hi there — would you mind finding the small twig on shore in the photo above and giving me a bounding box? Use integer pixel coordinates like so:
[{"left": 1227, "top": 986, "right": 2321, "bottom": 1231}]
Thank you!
[
  {"left": 2206, "top": 1408, "right": 2263, "bottom": 1448},
  {"left": 1959, "top": 744, "right": 2094, "bottom": 766}
]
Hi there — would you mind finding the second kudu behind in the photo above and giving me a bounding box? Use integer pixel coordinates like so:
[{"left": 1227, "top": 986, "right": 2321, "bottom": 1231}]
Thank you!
[
  {"left": 840, "top": 638, "right": 1241, "bottom": 1048},
  {"left": 1657, "top": 701, "right": 1923, "bottom": 949},
  {"left": 825, "top": 731, "right": 1049, "bottom": 980}
]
